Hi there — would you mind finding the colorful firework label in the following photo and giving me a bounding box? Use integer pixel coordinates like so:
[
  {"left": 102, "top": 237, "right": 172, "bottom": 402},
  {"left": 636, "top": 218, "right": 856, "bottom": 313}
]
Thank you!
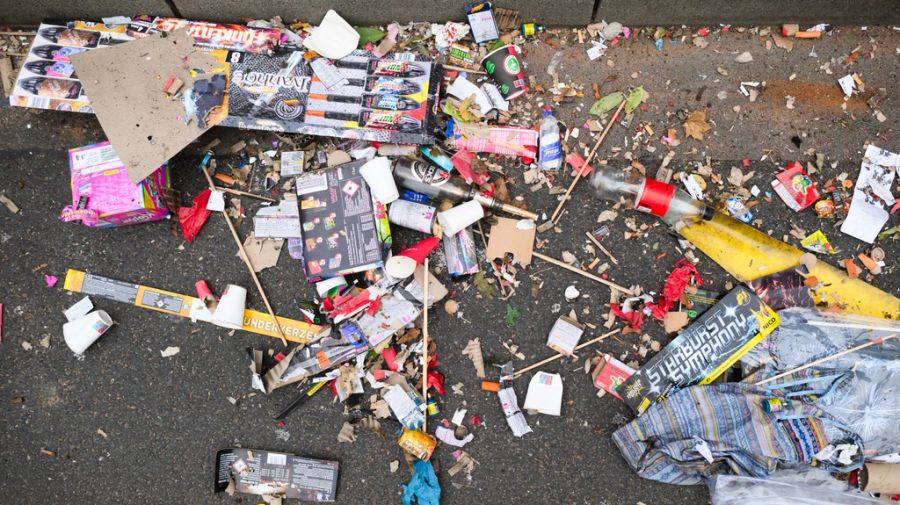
[{"left": 620, "top": 285, "right": 780, "bottom": 415}]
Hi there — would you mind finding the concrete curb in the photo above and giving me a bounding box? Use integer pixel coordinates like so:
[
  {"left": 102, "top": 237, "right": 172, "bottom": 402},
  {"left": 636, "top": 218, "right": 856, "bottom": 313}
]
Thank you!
[{"left": 1, "top": 1, "right": 898, "bottom": 28}]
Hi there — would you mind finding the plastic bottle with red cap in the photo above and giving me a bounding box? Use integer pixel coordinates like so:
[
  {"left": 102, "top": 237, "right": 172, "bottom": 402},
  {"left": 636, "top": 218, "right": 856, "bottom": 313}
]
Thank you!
[{"left": 589, "top": 168, "right": 713, "bottom": 225}]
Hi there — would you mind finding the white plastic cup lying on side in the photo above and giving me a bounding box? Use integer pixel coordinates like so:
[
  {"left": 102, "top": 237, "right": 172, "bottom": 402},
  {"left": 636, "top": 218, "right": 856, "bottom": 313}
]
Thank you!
[
  {"left": 63, "top": 310, "right": 114, "bottom": 355},
  {"left": 359, "top": 156, "right": 400, "bottom": 203},
  {"left": 316, "top": 276, "right": 347, "bottom": 298},
  {"left": 438, "top": 200, "right": 484, "bottom": 236},
  {"left": 212, "top": 284, "right": 247, "bottom": 329}
]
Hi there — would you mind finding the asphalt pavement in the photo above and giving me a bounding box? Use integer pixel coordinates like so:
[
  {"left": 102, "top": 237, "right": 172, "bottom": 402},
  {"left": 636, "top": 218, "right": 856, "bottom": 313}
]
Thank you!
[{"left": 0, "top": 25, "right": 898, "bottom": 505}]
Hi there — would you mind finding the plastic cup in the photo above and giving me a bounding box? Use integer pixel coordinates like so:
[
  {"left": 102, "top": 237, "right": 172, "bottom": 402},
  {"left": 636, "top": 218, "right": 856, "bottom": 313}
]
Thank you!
[
  {"left": 63, "top": 310, "right": 114, "bottom": 354},
  {"left": 481, "top": 44, "right": 528, "bottom": 100},
  {"left": 212, "top": 284, "right": 247, "bottom": 329},
  {"left": 360, "top": 156, "right": 400, "bottom": 203},
  {"left": 438, "top": 200, "right": 484, "bottom": 237},
  {"left": 315, "top": 276, "right": 347, "bottom": 298}
]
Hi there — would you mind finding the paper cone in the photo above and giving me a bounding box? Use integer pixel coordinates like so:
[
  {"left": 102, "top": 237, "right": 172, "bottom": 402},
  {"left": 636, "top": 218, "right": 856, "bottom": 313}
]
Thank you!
[
  {"left": 385, "top": 235, "right": 440, "bottom": 279},
  {"left": 212, "top": 284, "right": 247, "bottom": 329},
  {"left": 63, "top": 310, "right": 114, "bottom": 354}
]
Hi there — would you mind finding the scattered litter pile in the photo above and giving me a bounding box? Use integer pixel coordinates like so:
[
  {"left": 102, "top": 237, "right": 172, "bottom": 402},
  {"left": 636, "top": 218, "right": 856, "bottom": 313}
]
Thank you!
[{"left": 1, "top": 9, "right": 899, "bottom": 505}]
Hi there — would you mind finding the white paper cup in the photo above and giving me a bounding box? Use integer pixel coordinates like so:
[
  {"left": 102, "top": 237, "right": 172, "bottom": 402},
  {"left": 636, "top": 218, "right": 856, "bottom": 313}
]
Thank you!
[
  {"left": 360, "top": 156, "right": 400, "bottom": 203},
  {"left": 315, "top": 276, "right": 347, "bottom": 298},
  {"left": 438, "top": 200, "right": 484, "bottom": 236},
  {"left": 212, "top": 284, "right": 247, "bottom": 329},
  {"left": 63, "top": 310, "right": 114, "bottom": 354}
]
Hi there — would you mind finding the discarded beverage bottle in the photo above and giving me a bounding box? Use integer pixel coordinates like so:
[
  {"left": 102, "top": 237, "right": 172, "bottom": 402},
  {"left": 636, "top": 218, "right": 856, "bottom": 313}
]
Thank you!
[
  {"left": 520, "top": 23, "right": 546, "bottom": 37},
  {"left": 392, "top": 158, "right": 536, "bottom": 219},
  {"left": 539, "top": 107, "right": 562, "bottom": 170},
  {"left": 589, "top": 168, "right": 713, "bottom": 224}
]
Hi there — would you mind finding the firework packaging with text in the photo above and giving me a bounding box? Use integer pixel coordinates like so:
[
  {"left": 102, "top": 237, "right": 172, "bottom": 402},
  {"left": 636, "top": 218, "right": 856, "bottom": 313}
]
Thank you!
[
  {"left": 620, "top": 285, "right": 780, "bottom": 415},
  {"left": 220, "top": 50, "right": 439, "bottom": 145},
  {"left": 10, "top": 20, "right": 132, "bottom": 112}
]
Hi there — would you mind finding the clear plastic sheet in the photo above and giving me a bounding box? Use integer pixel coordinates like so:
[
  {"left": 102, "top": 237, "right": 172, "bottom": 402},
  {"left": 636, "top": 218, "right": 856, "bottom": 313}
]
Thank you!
[
  {"left": 741, "top": 308, "right": 900, "bottom": 456},
  {"left": 709, "top": 468, "right": 886, "bottom": 504}
]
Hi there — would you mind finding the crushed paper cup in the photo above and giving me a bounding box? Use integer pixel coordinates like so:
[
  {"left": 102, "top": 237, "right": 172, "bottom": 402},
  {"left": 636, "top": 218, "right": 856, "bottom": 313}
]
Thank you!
[
  {"left": 63, "top": 309, "right": 114, "bottom": 354},
  {"left": 303, "top": 10, "right": 359, "bottom": 60}
]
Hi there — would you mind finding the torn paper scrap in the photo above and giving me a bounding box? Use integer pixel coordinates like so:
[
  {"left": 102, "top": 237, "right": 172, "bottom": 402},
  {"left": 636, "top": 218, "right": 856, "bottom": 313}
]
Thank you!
[
  {"left": 71, "top": 30, "right": 226, "bottom": 183},
  {"left": 840, "top": 145, "right": 899, "bottom": 243},
  {"left": 462, "top": 338, "right": 486, "bottom": 378},
  {"left": 64, "top": 296, "right": 94, "bottom": 322},
  {"left": 253, "top": 200, "right": 301, "bottom": 238},
  {"left": 486, "top": 217, "right": 536, "bottom": 265},
  {"left": 241, "top": 234, "right": 283, "bottom": 272},
  {"left": 498, "top": 362, "right": 532, "bottom": 437},
  {"left": 160, "top": 346, "right": 180, "bottom": 357}
]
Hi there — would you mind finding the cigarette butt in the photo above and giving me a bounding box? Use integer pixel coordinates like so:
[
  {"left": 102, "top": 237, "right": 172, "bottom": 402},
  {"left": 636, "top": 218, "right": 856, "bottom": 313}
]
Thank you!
[
  {"left": 794, "top": 31, "right": 822, "bottom": 39},
  {"left": 214, "top": 173, "right": 236, "bottom": 185},
  {"left": 481, "top": 380, "right": 500, "bottom": 392}
]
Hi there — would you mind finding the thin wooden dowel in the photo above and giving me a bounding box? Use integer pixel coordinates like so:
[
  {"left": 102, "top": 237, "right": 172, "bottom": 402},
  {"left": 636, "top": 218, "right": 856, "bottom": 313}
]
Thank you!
[
  {"left": 514, "top": 328, "right": 621, "bottom": 378},
  {"left": 585, "top": 231, "right": 618, "bottom": 265},
  {"left": 550, "top": 99, "right": 626, "bottom": 224},
  {"left": 755, "top": 333, "right": 898, "bottom": 386},
  {"left": 200, "top": 160, "right": 288, "bottom": 346},
  {"left": 422, "top": 258, "right": 430, "bottom": 432}
]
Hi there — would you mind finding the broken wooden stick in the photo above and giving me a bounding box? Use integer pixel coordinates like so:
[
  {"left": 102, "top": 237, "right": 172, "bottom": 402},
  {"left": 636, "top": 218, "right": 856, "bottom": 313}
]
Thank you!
[
  {"left": 422, "top": 257, "right": 430, "bottom": 432},
  {"left": 532, "top": 251, "right": 633, "bottom": 294},
  {"left": 550, "top": 99, "right": 626, "bottom": 224},
  {"left": 200, "top": 155, "right": 288, "bottom": 346},
  {"left": 473, "top": 227, "right": 634, "bottom": 295},
  {"left": 755, "top": 333, "right": 898, "bottom": 386},
  {"left": 585, "top": 231, "right": 618, "bottom": 265},
  {"left": 514, "top": 328, "right": 620, "bottom": 378},
  {"left": 213, "top": 185, "right": 276, "bottom": 202}
]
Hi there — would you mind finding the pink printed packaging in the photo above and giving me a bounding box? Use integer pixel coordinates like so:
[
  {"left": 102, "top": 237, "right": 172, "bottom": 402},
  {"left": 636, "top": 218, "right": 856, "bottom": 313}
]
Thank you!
[{"left": 61, "top": 141, "right": 170, "bottom": 228}]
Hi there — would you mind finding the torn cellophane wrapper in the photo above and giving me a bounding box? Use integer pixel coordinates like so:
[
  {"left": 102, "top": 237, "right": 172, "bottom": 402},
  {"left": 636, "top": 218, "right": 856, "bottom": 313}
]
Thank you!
[{"left": 450, "top": 121, "right": 538, "bottom": 158}]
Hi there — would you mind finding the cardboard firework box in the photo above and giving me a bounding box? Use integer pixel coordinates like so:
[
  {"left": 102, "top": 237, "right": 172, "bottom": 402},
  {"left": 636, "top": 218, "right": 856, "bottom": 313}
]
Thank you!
[
  {"left": 620, "top": 285, "right": 780, "bottom": 415},
  {"left": 9, "top": 20, "right": 133, "bottom": 112},
  {"left": 219, "top": 50, "right": 441, "bottom": 145},
  {"left": 60, "top": 141, "right": 170, "bottom": 228},
  {"left": 214, "top": 448, "right": 339, "bottom": 502},
  {"left": 296, "top": 159, "right": 386, "bottom": 283},
  {"left": 124, "top": 16, "right": 281, "bottom": 53}
]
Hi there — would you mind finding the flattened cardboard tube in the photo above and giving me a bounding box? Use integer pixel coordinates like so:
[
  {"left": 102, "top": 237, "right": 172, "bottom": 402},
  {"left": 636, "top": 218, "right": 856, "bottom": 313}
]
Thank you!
[
  {"left": 63, "top": 310, "right": 114, "bottom": 354},
  {"left": 438, "top": 200, "right": 485, "bottom": 236},
  {"left": 212, "top": 284, "right": 247, "bottom": 329},
  {"left": 861, "top": 462, "right": 900, "bottom": 494}
]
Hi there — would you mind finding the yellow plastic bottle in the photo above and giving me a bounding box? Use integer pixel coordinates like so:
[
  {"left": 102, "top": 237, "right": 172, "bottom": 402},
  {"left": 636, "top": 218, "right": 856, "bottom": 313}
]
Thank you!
[{"left": 679, "top": 211, "right": 899, "bottom": 320}]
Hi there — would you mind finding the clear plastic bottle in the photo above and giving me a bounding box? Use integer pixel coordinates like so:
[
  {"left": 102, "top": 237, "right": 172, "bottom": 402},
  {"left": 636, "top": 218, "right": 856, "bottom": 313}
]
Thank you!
[
  {"left": 539, "top": 108, "right": 562, "bottom": 170},
  {"left": 589, "top": 168, "right": 713, "bottom": 224}
]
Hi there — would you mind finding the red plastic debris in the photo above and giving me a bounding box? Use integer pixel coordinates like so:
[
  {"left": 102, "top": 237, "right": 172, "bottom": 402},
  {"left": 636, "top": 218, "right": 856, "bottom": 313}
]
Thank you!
[
  {"left": 382, "top": 346, "right": 399, "bottom": 371},
  {"left": 274, "top": 351, "right": 286, "bottom": 362},
  {"left": 426, "top": 370, "right": 446, "bottom": 395},
  {"left": 177, "top": 188, "right": 212, "bottom": 243},
  {"left": 646, "top": 259, "right": 703, "bottom": 320},
  {"left": 469, "top": 414, "right": 483, "bottom": 427}
]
